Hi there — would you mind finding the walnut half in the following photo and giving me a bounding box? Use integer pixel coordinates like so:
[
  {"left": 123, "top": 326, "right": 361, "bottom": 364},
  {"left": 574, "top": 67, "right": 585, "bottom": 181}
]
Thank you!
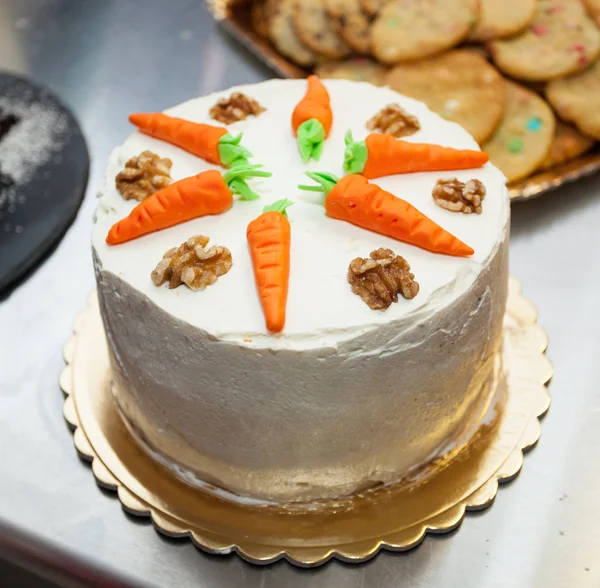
[
  {"left": 116, "top": 151, "right": 172, "bottom": 202},
  {"left": 348, "top": 248, "right": 419, "bottom": 310},
  {"left": 209, "top": 92, "right": 266, "bottom": 125},
  {"left": 366, "top": 103, "right": 420, "bottom": 138},
  {"left": 151, "top": 236, "right": 232, "bottom": 292},
  {"left": 432, "top": 178, "right": 486, "bottom": 215}
]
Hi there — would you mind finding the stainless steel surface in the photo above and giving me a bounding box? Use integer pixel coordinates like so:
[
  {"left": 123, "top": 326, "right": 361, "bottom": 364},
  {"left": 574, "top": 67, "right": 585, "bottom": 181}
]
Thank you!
[{"left": 0, "top": 1, "right": 597, "bottom": 586}]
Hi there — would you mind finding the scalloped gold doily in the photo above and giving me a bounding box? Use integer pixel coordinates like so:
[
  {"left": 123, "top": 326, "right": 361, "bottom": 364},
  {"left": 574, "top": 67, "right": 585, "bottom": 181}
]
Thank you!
[{"left": 61, "top": 277, "right": 551, "bottom": 567}]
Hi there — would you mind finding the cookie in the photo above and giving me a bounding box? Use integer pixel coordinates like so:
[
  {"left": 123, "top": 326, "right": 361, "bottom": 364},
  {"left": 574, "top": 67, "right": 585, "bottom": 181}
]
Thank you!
[
  {"left": 292, "top": 0, "right": 351, "bottom": 59},
  {"left": 251, "top": 0, "right": 271, "bottom": 39},
  {"left": 324, "top": 0, "right": 371, "bottom": 54},
  {"left": 468, "top": 0, "right": 535, "bottom": 42},
  {"left": 268, "top": 0, "right": 318, "bottom": 66},
  {"left": 384, "top": 50, "right": 506, "bottom": 144},
  {"left": 489, "top": 0, "right": 600, "bottom": 81},
  {"left": 371, "top": 0, "right": 479, "bottom": 64},
  {"left": 538, "top": 122, "right": 595, "bottom": 170},
  {"left": 360, "top": 0, "right": 389, "bottom": 16},
  {"left": 584, "top": 0, "right": 600, "bottom": 26},
  {"left": 315, "top": 57, "right": 388, "bottom": 85},
  {"left": 482, "top": 80, "right": 555, "bottom": 182},
  {"left": 546, "top": 60, "right": 600, "bottom": 139}
]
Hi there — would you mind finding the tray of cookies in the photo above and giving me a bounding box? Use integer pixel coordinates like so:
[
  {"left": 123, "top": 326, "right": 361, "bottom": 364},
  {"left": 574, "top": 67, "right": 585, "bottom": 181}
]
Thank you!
[{"left": 207, "top": 0, "right": 600, "bottom": 201}]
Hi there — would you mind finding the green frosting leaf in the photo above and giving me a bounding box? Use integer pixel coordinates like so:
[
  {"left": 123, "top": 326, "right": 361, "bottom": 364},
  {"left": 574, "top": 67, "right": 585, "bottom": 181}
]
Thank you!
[
  {"left": 298, "top": 171, "right": 340, "bottom": 198},
  {"left": 297, "top": 119, "right": 326, "bottom": 162},
  {"left": 223, "top": 163, "right": 271, "bottom": 201},
  {"left": 343, "top": 130, "right": 368, "bottom": 174},
  {"left": 218, "top": 132, "right": 253, "bottom": 167},
  {"left": 263, "top": 198, "right": 294, "bottom": 217}
]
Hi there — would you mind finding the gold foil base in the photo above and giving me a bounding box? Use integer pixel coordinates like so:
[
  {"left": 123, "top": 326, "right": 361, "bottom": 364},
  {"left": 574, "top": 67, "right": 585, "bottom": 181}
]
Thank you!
[
  {"left": 508, "top": 150, "right": 600, "bottom": 201},
  {"left": 60, "top": 277, "right": 552, "bottom": 567},
  {"left": 205, "top": 0, "right": 600, "bottom": 201}
]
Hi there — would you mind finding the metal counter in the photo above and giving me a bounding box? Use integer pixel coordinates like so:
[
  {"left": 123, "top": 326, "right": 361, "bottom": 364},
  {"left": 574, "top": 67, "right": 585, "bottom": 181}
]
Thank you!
[{"left": 0, "top": 1, "right": 598, "bottom": 586}]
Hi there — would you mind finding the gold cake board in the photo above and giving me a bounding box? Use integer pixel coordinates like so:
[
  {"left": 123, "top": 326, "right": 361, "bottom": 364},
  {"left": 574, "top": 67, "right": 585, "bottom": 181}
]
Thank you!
[{"left": 60, "top": 277, "right": 552, "bottom": 567}]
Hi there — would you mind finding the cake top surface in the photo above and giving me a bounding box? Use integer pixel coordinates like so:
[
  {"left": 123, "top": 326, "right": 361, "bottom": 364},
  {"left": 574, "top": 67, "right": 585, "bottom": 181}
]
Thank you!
[{"left": 92, "top": 79, "right": 509, "bottom": 350}]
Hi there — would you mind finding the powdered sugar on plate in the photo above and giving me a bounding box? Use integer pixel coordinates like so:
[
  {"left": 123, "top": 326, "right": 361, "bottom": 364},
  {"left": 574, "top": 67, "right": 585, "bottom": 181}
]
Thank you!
[{"left": 0, "top": 97, "right": 69, "bottom": 187}]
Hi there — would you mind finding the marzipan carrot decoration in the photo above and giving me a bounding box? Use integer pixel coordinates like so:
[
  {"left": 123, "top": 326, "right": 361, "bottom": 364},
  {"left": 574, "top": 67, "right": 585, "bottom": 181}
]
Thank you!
[
  {"left": 129, "top": 113, "right": 253, "bottom": 168},
  {"left": 247, "top": 199, "right": 293, "bottom": 333},
  {"left": 291, "top": 75, "right": 333, "bottom": 162},
  {"left": 107, "top": 165, "right": 271, "bottom": 245},
  {"left": 299, "top": 172, "right": 473, "bottom": 257},
  {"left": 343, "top": 130, "right": 489, "bottom": 179}
]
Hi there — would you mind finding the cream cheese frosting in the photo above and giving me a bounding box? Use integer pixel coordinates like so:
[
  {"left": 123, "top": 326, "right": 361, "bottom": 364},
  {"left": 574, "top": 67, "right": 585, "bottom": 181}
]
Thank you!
[
  {"left": 93, "top": 79, "right": 508, "bottom": 349},
  {"left": 93, "top": 79, "right": 510, "bottom": 503}
]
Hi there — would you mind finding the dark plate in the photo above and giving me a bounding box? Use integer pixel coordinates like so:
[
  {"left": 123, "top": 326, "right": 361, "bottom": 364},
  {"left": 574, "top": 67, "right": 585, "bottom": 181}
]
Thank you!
[{"left": 0, "top": 73, "right": 89, "bottom": 295}]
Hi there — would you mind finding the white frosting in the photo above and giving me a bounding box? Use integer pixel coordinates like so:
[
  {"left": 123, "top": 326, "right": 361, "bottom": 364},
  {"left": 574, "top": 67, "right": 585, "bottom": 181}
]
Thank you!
[
  {"left": 93, "top": 79, "right": 510, "bottom": 502},
  {"left": 92, "top": 79, "right": 509, "bottom": 351}
]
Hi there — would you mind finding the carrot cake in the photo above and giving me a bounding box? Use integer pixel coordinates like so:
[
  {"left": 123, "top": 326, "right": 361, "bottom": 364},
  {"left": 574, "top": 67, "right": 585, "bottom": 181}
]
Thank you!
[{"left": 92, "top": 78, "right": 510, "bottom": 503}]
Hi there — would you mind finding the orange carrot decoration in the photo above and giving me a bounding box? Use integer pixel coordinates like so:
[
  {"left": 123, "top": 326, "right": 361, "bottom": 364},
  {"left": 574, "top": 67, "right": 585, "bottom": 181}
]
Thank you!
[
  {"left": 129, "top": 113, "right": 253, "bottom": 168},
  {"left": 291, "top": 76, "right": 333, "bottom": 162},
  {"left": 247, "top": 199, "right": 293, "bottom": 333},
  {"left": 299, "top": 172, "right": 473, "bottom": 257},
  {"left": 344, "top": 131, "right": 489, "bottom": 179},
  {"left": 107, "top": 165, "right": 271, "bottom": 245}
]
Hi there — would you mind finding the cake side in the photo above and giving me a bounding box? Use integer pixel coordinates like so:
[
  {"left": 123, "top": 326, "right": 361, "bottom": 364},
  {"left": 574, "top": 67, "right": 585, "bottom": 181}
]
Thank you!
[
  {"left": 96, "top": 227, "right": 508, "bottom": 502},
  {"left": 92, "top": 79, "right": 510, "bottom": 502}
]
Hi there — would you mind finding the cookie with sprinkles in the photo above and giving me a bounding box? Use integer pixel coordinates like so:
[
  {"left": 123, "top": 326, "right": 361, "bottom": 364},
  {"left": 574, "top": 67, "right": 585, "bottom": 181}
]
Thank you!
[
  {"left": 268, "top": 0, "right": 318, "bottom": 67},
  {"left": 468, "top": 0, "right": 536, "bottom": 42},
  {"left": 324, "top": 0, "right": 371, "bottom": 54},
  {"left": 538, "top": 121, "right": 595, "bottom": 171},
  {"left": 489, "top": 0, "right": 600, "bottom": 81},
  {"left": 315, "top": 58, "right": 388, "bottom": 85},
  {"left": 371, "top": 0, "right": 478, "bottom": 64},
  {"left": 360, "top": 0, "right": 389, "bottom": 16},
  {"left": 584, "top": 0, "right": 600, "bottom": 26},
  {"left": 292, "top": 0, "right": 351, "bottom": 59},
  {"left": 546, "top": 60, "right": 600, "bottom": 140},
  {"left": 482, "top": 80, "right": 555, "bottom": 182},
  {"left": 384, "top": 50, "right": 506, "bottom": 144}
]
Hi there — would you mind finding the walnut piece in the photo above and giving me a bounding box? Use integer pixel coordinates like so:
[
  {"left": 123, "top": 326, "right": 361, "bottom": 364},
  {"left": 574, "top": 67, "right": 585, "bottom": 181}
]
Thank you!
[
  {"left": 432, "top": 178, "right": 486, "bottom": 215},
  {"left": 209, "top": 92, "right": 266, "bottom": 125},
  {"left": 348, "top": 248, "right": 419, "bottom": 310},
  {"left": 151, "top": 236, "right": 232, "bottom": 292},
  {"left": 366, "top": 103, "right": 420, "bottom": 138},
  {"left": 115, "top": 151, "right": 173, "bottom": 202}
]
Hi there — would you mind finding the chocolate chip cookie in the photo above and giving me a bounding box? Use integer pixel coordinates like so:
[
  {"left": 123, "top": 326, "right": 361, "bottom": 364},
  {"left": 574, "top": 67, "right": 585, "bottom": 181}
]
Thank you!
[{"left": 293, "top": 0, "right": 351, "bottom": 59}]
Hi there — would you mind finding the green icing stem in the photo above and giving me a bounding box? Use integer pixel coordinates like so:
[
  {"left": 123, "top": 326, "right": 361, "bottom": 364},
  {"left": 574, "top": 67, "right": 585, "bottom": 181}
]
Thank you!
[
  {"left": 223, "top": 164, "right": 271, "bottom": 201},
  {"left": 263, "top": 198, "right": 294, "bottom": 217},
  {"left": 298, "top": 171, "right": 340, "bottom": 198},
  {"left": 297, "top": 119, "right": 326, "bottom": 162},
  {"left": 218, "top": 132, "right": 253, "bottom": 167},
  {"left": 343, "top": 130, "right": 368, "bottom": 174}
]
